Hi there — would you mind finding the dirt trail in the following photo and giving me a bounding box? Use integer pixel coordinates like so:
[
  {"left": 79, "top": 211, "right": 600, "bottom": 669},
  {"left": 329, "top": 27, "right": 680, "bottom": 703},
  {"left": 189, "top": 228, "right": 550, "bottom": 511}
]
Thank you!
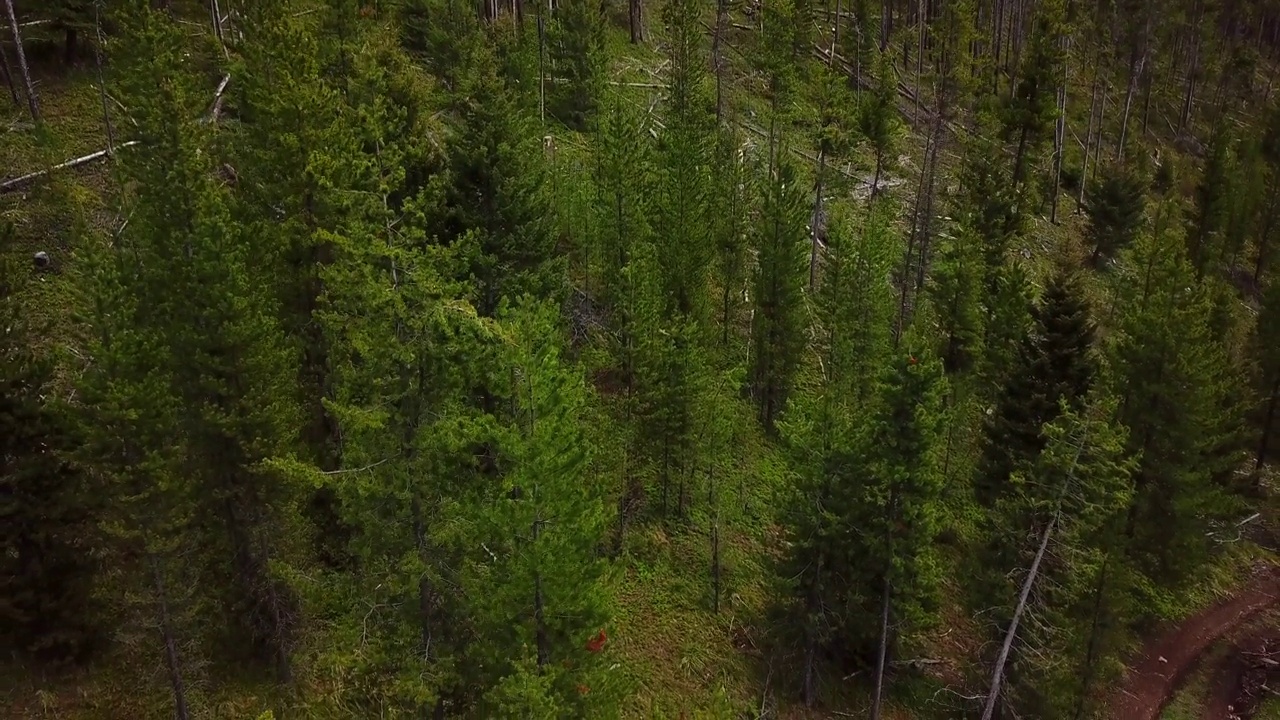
[{"left": 1109, "top": 566, "right": 1280, "bottom": 720}]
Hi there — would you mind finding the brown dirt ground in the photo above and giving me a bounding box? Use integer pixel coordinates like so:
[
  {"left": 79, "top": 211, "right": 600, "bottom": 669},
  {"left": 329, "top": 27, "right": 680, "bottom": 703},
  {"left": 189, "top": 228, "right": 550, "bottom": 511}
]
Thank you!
[{"left": 1109, "top": 565, "right": 1280, "bottom": 720}]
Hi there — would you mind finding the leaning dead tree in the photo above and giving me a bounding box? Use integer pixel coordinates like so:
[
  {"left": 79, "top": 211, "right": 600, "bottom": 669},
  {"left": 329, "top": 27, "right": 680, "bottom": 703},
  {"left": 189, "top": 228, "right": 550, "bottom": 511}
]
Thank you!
[
  {"left": 3, "top": 0, "right": 38, "bottom": 121},
  {"left": 979, "top": 429, "right": 1090, "bottom": 720}
]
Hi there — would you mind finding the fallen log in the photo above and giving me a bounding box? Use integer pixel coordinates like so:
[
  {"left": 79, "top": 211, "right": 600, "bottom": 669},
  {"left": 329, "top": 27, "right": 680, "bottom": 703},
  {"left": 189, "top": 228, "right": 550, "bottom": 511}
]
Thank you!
[
  {"left": 0, "top": 141, "right": 139, "bottom": 192},
  {"left": 2, "top": 72, "right": 229, "bottom": 193}
]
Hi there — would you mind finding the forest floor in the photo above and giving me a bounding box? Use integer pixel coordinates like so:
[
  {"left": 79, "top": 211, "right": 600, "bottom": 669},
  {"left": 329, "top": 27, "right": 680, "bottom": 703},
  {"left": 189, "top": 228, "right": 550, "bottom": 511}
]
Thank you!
[
  {"left": 1110, "top": 564, "right": 1280, "bottom": 720},
  {"left": 1199, "top": 626, "right": 1280, "bottom": 720}
]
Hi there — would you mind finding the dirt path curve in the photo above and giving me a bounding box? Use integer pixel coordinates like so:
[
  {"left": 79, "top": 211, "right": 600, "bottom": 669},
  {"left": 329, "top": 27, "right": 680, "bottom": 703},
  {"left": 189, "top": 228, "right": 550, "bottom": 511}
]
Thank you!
[{"left": 1109, "top": 565, "right": 1280, "bottom": 720}]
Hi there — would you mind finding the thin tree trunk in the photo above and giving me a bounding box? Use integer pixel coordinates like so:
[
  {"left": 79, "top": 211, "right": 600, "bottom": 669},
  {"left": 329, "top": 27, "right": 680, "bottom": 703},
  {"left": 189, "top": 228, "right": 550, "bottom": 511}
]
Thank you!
[
  {"left": 210, "top": 0, "right": 225, "bottom": 45},
  {"left": 1078, "top": 61, "right": 1100, "bottom": 212},
  {"left": 1093, "top": 81, "right": 1107, "bottom": 176},
  {"left": 1257, "top": 375, "right": 1280, "bottom": 471},
  {"left": 1, "top": 142, "right": 142, "bottom": 192},
  {"left": 711, "top": 465, "right": 721, "bottom": 614},
  {"left": 538, "top": 11, "right": 546, "bottom": 124},
  {"left": 1255, "top": 183, "right": 1279, "bottom": 286},
  {"left": 4, "top": 0, "right": 39, "bottom": 122},
  {"left": 1072, "top": 553, "right": 1112, "bottom": 720},
  {"left": 810, "top": 149, "right": 827, "bottom": 290},
  {"left": 980, "top": 509, "right": 1059, "bottom": 720},
  {"left": 150, "top": 554, "right": 191, "bottom": 720},
  {"left": 870, "top": 575, "right": 892, "bottom": 720},
  {"left": 411, "top": 494, "right": 435, "bottom": 661},
  {"left": 0, "top": 44, "right": 18, "bottom": 106},
  {"left": 1012, "top": 122, "right": 1030, "bottom": 188},
  {"left": 713, "top": 0, "right": 726, "bottom": 122},
  {"left": 1116, "top": 26, "right": 1148, "bottom": 158},
  {"left": 1140, "top": 63, "right": 1154, "bottom": 137},
  {"left": 880, "top": 0, "right": 890, "bottom": 51},
  {"left": 629, "top": 0, "right": 643, "bottom": 43},
  {"left": 1051, "top": 36, "right": 1069, "bottom": 223},
  {"left": 1179, "top": 4, "right": 1203, "bottom": 134},
  {"left": 534, "top": 515, "right": 549, "bottom": 666},
  {"left": 93, "top": 0, "right": 115, "bottom": 154},
  {"left": 914, "top": 115, "right": 942, "bottom": 291},
  {"left": 915, "top": 0, "right": 925, "bottom": 123},
  {"left": 801, "top": 552, "right": 823, "bottom": 707},
  {"left": 993, "top": 0, "right": 1004, "bottom": 94}
]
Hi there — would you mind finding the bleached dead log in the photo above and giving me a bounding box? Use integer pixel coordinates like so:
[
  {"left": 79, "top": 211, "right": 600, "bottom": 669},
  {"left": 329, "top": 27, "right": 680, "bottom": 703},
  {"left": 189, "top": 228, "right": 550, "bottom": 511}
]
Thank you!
[
  {"left": 198, "top": 74, "right": 231, "bottom": 124},
  {"left": 0, "top": 141, "right": 139, "bottom": 192}
]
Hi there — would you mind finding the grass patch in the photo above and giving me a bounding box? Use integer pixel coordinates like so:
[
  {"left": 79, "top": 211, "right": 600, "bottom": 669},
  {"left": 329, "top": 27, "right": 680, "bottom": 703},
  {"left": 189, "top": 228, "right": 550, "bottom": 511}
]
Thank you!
[{"left": 1158, "top": 648, "right": 1217, "bottom": 720}]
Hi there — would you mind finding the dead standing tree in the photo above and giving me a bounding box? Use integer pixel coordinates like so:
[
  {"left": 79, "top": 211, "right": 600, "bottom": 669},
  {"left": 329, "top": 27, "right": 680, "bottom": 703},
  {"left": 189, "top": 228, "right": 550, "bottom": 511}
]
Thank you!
[{"left": 3, "top": 0, "right": 39, "bottom": 121}]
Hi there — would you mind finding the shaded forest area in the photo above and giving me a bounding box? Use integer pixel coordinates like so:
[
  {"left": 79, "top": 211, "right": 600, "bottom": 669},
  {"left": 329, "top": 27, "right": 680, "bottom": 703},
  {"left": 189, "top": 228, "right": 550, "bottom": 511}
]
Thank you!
[{"left": 3, "top": 0, "right": 1280, "bottom": 717}]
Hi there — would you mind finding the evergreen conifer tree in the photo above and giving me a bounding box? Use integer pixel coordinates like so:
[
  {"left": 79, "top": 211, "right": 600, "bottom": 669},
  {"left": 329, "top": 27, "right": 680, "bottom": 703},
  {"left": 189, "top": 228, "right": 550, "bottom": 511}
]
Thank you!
[
  {"left": 1084, "top": 162, "right": 1147, "bottom": 267},
  {"left": 470, "top": 298, "right": 614, "bottom": 713},
  {"left": 436, "top": 35, "right": 561, "bottom": 317},
  {"left": 1188, "top": 125, "right": 1236, "bottom": 277},
  {"left": 657, "top": 0, "right": 715, "bottom": 319},
  {"left": 751, "top": 148, "right": 809, "bottom": 433},
  {"left": 976, "top": 267, "right": 1097, "bottom": 507},
  {"left": 594, "top": 90, "right": 655, "bottom": 312},
  {"left": 548, "top": 0, "right": 606, "bottom": 130},
  {"left": 99, "top": 4, "right": 304, "bottom": 680},
  {"left": 928, "top": 226, "right": 987, "bottom": 376},
  {"left": 780, "top": 204, "right": 897, "bottom": 706},
  {"left": 860, "top": 51, "right": 900, "bottom": 193},
  {"left": 1005, "top": 0, "right": 1067, "bottom": 188},
  {"left": 1110, "top": 228, "right": 1250, "bottom": 599},
  {"left": 981, "top": 395, "right": 1133, "bottom": 719},
  {"left": 857, "top": 348, "right": 948, "bottom": 718},
  {"left": 711, "top": 124, "right": 751, "bottom": 349}
]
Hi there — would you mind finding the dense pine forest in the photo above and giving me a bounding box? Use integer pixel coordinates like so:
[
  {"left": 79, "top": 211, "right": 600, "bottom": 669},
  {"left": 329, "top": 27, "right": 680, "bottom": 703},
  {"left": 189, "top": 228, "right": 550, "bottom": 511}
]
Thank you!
[{"left": 4, "top": 0, "right": 1280, "bottom": 717}]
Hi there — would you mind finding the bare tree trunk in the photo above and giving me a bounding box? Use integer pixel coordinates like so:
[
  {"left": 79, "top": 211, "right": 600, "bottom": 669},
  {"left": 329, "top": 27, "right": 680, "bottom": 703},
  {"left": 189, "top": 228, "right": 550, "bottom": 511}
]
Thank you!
[
  {"left": 534, "top": 561, "right": 549, "bottom": 666},
  {"left": 880, "top": 0, "right": 890, "bottom": 51},
  {"left": 0, "top": 44, "right": 17, "bottom": 106},
  {"left": 801, "top": 552, "right": 823, "bottom": 707},
  {"left": 809, "top": 148, "right": 827, "bottom": 289},
  {"left": 538, "top": 11, "right": 546, "bottom": 124},
  {"left": 1257, "top": 376, "right": 1280, "bottom": 471},
  {"left": 1116, "top": 45, "right": 1146, "bottom": 159},
  {"left": 713, "top": 0, "right": 727, "bottom": 122},
  {"left": 915, "top": 0, "right": 925, "bottom": 123},
  {"left": 1179, "top": 1, "right": 1203, "bottom": 134},
  {"left": 1078, "top": 61, "right": 1100, "bottom": 213},
  {"left": 895, "top": 124, "right": 933, "bottom": 346},
  {"left": 629, "top": 0, "right": 643, "bottom": 43},
  {"left": 1072, "top": 554, "right": 1113, "bottom": 720},
  {"left": 914, "top": 116, "right": 942, "bottom": 291},
  {"left": 210, "top": 0, "right": 225, "bottom": 45},
  {"left": 150, "top": 554, "right": 191, "bottom": 720},
  {"left": 4, "top": 0, "right": 40, "bottom": 122},
  {"left": 1051, "top": 36, "right": 1069, "bottom": 223},
  {"left": 93, "top": 1, "right": 115, "bottom": 154},
  {"left": 1093, "top": 80, "right": 1107, "bottom": 176},
  {"left": 993, "top": 0, "right": 1004, "bottom": 94},
  {"left": 870, "top": 575, "right": 892, "bottom": 720},
  {"left": 710, "top": 465, "right": 721, "bottom": 614},
  {"left": 980, "top": 509, "right": 1059, "bottom": 720}
]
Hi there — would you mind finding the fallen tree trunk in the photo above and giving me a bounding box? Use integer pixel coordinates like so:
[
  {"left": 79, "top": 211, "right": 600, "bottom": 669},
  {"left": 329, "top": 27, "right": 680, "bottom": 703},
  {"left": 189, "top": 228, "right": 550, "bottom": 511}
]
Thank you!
[{"left": 0, "top": 141, "right": 140, "bottom": 192}]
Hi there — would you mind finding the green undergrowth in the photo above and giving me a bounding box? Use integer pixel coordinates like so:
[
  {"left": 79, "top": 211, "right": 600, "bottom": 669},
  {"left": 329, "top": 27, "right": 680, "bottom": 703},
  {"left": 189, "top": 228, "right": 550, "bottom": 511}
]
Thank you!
[{"left": 1159, "top": 655, "right": 1215, "bottom": 720}]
